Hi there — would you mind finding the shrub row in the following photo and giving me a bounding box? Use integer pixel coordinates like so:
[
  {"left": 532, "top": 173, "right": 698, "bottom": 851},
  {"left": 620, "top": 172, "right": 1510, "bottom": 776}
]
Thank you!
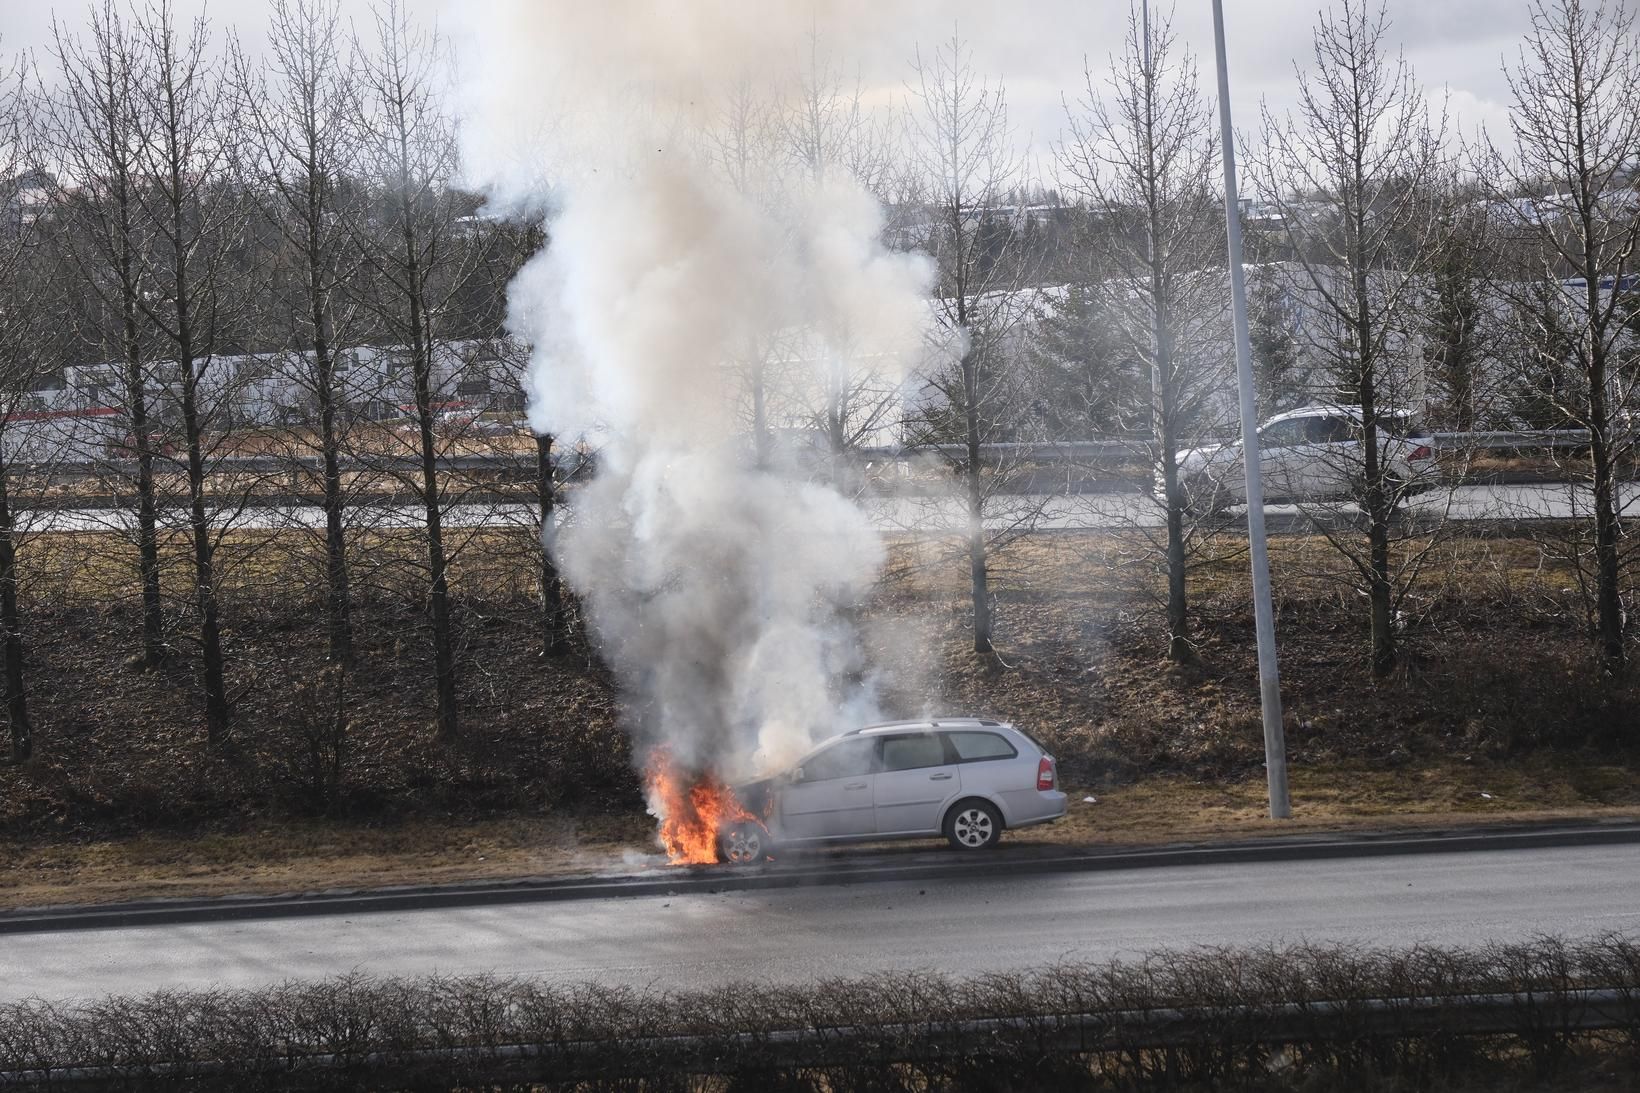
[{"left": 2, "top": 935, "right": 1637, "bottom": 1091}]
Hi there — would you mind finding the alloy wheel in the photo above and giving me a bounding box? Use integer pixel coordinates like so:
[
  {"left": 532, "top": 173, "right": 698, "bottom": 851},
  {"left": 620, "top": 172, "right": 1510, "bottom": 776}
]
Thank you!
[
  {"left": 720, "top": 824, "right": 763, "bottom": 864},
  {"left": 952, "top": 807, "right": 995, "bottom": 848}
]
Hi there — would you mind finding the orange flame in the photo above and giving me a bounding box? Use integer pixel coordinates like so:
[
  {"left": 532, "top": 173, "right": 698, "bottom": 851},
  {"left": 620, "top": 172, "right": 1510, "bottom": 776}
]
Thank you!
[{"left": 645, "top": 747, "right": 758, "bottom": 865}]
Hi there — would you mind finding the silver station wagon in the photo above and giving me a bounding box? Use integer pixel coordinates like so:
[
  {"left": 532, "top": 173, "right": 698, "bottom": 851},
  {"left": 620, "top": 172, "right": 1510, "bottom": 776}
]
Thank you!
[{"left": 719, "top": 717, "right": 1067, "bottom": 863}]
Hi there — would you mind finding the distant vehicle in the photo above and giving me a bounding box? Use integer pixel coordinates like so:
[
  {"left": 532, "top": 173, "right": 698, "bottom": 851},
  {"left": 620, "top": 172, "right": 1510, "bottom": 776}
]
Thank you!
[
  {"left": 718, "top": 718, "right": 1067, "bottom": 863},
  {"left": 1171, "top": 405, "right": 1437, "bottom": 512},
  {"left": 434, "top": 409, "right": 514, "bottom": 437}
]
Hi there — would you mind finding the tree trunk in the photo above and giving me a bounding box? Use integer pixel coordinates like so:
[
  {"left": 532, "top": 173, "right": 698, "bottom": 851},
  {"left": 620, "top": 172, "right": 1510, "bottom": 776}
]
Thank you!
[
  {"left": 122, "top": 271, "right": 165, "bottom": 669},
  {"left": 750, "top": 349, "right": 770, "bottom": 470},
  {"left": 1351, "top": 185, "right": 1395, "bottom": 676},
  {"left": 1162, "top": 456, "right": 1190, "bottom": 663},
  {"left": 0, "top": 464, "right": 30, "bottom": 764},
  {"left": 536, "top": 431, "right": 564, "bottom": 657},
  {"left": 311, "top": 271, "right": 351, "bottom": 664},
  {"left": 826, "top": 367, "right": 848, "bottom": 489},
  {"left": 405, "top": 278, "right": 458, "bottom": 736},
  {"left": 1360, "top": 367, "right": 1396, "bottom": 677},
  {"left": 1157, "top": 343, "right": 1191, "bottom": 663},
  {"left": 162, "top": 150, "right": 231, "bottom": 740},
  {"left": 1149, "top": 234, "right": 1191, "bottom": 664},
  {"left": 178, "top": 346, "right": 231, "bottom": 740},
  {"left": 415, "top": 346, "right": 458, "bottom": 737},
  {"left": 1587, "top": 341, "right": 1626, "bottom": 672},
  {"left": 962, "top": 348, "right": 992, "bottom": 654}
]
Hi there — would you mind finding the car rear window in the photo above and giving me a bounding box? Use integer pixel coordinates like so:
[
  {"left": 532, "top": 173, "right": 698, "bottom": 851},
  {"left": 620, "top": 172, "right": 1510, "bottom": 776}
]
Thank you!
[
  {"left": 1008, "top": 724, "right": 1051, "bottom": 752},
  {"left": 946, "top": 731, "right": 1018, "bottom": 762},
  {"left": 880, "top": 733, "right": 948, "bottom": 771}
]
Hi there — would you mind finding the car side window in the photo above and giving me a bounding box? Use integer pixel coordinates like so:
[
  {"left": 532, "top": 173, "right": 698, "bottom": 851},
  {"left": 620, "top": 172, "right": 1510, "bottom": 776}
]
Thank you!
[
  {"left": 797, "top": 737, "right": 877, "bottom": 782},
  {"left": 947, "top": 731, "right": 1019, "bottom": 762},
  {"left": 1308, "top": 416, "right": 1354, "bottom": 443},
  {"left": 1260, "top": 419, "right": 1307, "bottom": 447},
  {"left": 879, "top": 733, "right": 947, "bottom": 772}
]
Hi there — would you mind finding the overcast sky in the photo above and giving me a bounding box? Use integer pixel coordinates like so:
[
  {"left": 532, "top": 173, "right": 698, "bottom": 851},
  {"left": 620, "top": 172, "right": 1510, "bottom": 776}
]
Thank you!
[{"left": 3, "top": 0, "right": 1550, "bottom": 173}]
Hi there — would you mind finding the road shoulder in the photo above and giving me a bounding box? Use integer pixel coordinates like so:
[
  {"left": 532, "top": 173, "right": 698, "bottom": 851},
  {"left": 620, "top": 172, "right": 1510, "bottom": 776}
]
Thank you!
[{"left": 5, "top": 814, "right": 1638, "bottom": 935}]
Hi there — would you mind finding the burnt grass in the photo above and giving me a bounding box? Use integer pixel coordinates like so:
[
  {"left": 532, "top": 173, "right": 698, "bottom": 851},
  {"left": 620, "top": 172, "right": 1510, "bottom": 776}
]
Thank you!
[{"left": 3, "top": 534, "right": 1640, "bottom": 840}]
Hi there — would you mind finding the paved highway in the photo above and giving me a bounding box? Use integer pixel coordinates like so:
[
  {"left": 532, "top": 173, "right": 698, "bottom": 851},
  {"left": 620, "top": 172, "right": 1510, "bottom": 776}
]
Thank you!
[
  {"left": 16, "top": 481, "right": 1640, "bottom": 535},
  {"left": 4, "top": 843, "right": 1637, "bottom": 1004}
]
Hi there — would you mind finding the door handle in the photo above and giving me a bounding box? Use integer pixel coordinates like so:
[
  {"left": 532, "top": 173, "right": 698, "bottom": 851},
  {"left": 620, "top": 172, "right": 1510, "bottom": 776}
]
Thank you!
[
  {"left": 929, "top": 772, "right": 954, "bottom": 781},
  {"left": 844, "top": 782, "right": 868, "bottom": 790}
]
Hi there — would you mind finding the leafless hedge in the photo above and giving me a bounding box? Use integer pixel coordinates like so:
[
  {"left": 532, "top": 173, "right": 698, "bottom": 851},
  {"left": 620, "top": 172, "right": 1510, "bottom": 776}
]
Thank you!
[{"left": 1, "top": 935, "right": 1637, "bottom": 1090}]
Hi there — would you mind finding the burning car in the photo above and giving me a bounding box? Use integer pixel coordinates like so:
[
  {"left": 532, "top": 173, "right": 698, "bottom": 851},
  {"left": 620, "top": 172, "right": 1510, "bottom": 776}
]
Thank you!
[{"left": 703, "top": 717, "right": 1067, "bottom": 864}]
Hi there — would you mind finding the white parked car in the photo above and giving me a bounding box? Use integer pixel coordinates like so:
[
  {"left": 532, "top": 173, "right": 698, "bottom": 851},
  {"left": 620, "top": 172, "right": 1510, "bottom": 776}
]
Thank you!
[
  {"left": 719, "top": 718, "right": 1067, "bottom": 863},
  {"left": 1172, "top": 405, "right": 1437, "bottom": 512}
]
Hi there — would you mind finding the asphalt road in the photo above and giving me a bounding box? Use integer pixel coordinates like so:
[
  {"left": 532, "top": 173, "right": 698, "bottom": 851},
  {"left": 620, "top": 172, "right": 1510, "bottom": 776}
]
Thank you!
[
  {"left": 19, "top": 481, "right": 1640, "bottom": 535},
  {"left": 5, "top": 842, "right": 1637, "bottom": 1004}
]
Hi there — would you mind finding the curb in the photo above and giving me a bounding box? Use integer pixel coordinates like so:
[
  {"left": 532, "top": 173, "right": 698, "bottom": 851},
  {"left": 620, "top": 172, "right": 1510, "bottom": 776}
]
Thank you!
[{"left": 4, "top": 819, "right": 1638, "bottom": 936}]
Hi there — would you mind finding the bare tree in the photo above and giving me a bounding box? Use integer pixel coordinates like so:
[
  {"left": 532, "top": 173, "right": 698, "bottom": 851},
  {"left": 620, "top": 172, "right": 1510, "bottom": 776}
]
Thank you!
[
  {"left": 230, "top": 0, "right": 360, "bottom": 663},
  {"left": 902, "top": 30, "right": 1040, "bottom": 654},
  {"left": 780, "top": 37, "right": 905, "bottom": 486},
  {"left": 782, "top": 32, "right": 893, "bottom": 200},
  {"left": 1056, "top": 2, "right": 1231, "bottom": 663},
  {"left": 0, "top": 51, "right": 41, "bottom": 762},
  {"left": 1484, "top": 0, "right": 1640, "bottom": 672},
  {"left": 1424, "top": 191, "right": 1497, "bottom": 433},
  {"left": 39, "top": 1, "right": 166, "bottom": 668},
  {"left": 351, "top": 0, "right": 465, "bottom": 736},
  {"left": 705, "top": 76, "right": 785, "bottom": 469},
  {"left": 128, "top": 0, "right": 240, "bottom": 741},
  {"left": 1247, "top": 265, "right": 1312, "bottom": 416},
  {"left": 1251, "top": 0, "right": 1453, "bottom": 675}
]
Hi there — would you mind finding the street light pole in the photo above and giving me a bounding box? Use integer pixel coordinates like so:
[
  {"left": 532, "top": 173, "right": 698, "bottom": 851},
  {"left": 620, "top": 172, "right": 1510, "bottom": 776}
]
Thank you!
[
  {"left": 1209, "top": 0, "right": 1290, "bottom": 819},
  {"left": 1142, "top": 0, "right": 1165, "bottom": 509}
]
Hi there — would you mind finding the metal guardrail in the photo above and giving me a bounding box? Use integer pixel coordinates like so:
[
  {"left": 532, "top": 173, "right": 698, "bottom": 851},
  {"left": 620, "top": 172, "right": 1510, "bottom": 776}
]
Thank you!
[
  {"left": 2, "top": 988, "right": 1634, "bottom": 1087},
  {"left": 1431, "top": 429, "right": 1593, "bottom": 449},
  {"left": 3, "top": 429, "right": 1599, "bottom": 481},
  {"left": 864, "top": 430, "right": 1595, "bottom": 462},
  {"left": 5, "top": 451, "right": 580, "bottom": 481}
]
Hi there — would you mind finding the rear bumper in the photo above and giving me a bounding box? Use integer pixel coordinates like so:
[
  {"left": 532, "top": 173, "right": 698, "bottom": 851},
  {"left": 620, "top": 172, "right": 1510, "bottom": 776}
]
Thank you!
[{"left": 1003, "top": 789, "right": 1067, "bottom": 829}]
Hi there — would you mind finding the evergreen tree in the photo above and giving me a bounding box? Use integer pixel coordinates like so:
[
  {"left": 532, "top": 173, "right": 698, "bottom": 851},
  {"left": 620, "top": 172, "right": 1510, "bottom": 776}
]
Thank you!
[
  {"left": 1248, "top": 269, "right": 1304, "bottom": 415},
  {"left": 1027, "top": 282, "right": 1146, "bottom": 439}
]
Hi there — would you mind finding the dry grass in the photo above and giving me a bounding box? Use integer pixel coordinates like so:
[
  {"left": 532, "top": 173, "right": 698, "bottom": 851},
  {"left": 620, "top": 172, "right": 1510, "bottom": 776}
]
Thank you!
[
  {"left": 0, "top": 812, "right": 651, "bottom": 910},
  {"left": 6, "top": 758, "right": 1635, "bottom": 911},
  {"left": 4, "top": 523, "right": 1637, "bottom": 909}
]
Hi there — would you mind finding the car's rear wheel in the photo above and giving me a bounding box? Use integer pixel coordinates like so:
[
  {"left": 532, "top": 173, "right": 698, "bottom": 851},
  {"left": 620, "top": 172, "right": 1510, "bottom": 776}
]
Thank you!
[
  {"left": 717, "top": 820, "right": 769, "bottom": 865},
  {"left": 944, "top": 800, "right": 1002, "bottom": 850}
]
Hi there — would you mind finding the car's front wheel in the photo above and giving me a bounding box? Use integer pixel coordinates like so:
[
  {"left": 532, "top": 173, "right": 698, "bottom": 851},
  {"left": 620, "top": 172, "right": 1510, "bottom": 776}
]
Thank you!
[
  {"left": 716, "top": 820, "right": 770, "bottom": 865},
  {"left": 944, "top": 800, "right": 1003, "bottom": 850}
]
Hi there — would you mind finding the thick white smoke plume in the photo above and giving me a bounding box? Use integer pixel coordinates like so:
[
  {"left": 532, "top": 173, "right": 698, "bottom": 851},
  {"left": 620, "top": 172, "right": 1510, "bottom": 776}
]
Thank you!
[{"left": 452, "top": 3, "right": 933, "bottom": 782}]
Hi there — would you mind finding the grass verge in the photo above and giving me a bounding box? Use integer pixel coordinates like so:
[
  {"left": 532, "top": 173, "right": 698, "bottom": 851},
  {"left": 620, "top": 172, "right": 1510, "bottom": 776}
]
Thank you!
[{"left": 5, "top": 756, "right": 1637, "bottom": 912}]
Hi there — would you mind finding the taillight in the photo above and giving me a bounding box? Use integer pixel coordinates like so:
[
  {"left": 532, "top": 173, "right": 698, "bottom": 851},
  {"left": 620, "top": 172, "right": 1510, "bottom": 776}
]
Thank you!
[
  {"left": 1408, "top": 444, "right": 1433, "bottom": 461},
  {"left": 1036, "top": 756, "right": 1056, "bottom": 790}
]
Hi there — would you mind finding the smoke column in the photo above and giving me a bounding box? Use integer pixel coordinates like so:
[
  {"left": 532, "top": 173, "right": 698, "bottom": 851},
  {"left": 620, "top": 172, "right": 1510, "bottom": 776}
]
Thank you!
[{"left": 452, "top": 4, "right": 933, "bottom": 798}]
